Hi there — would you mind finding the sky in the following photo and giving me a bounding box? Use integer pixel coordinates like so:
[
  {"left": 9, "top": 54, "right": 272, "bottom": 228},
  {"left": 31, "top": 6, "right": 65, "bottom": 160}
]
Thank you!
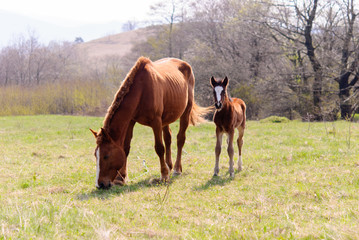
[{"left": 0, "top": 0, "right": 159, "bottom": 47}]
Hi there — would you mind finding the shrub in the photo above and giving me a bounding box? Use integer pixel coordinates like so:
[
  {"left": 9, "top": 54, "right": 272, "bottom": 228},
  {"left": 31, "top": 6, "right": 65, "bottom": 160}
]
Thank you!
[{"left": 260, "top": 116, "right": 290, "bottom": 123}]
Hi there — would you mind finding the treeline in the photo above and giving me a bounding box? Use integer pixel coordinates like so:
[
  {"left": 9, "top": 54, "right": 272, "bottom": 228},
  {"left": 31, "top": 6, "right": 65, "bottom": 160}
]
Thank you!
[
  {"left": 1, "top": 0, "right": 359, "bottom": 120},
  {"left": 127, "top": 0, "right": 359, "bottom": 120},
  {"left": 0, "top": 35, "right": 125, "bottom": 116}
]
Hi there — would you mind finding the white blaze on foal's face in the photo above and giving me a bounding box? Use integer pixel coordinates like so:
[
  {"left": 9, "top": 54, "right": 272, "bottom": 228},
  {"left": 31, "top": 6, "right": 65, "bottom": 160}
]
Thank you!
[
  {"left": 95, "top": 147, "right": 100, "bottom": 188},
  {"left": 214, "top": 86, "right": 223, "bottom": 103}
]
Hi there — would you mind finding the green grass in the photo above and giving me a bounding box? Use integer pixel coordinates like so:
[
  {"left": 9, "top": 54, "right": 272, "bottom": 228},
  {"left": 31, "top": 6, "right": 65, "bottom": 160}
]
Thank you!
[{"left": 1, "top": 115, "right": 359, "bottom": 239}]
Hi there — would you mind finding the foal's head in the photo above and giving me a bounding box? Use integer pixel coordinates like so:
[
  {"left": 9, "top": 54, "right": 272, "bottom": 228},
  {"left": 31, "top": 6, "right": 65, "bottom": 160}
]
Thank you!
[
  {"left": 90, "top": 128, "right": 126, "bottom": 189},
  {"left": 210, "top": 76, "right": 229, "bottom": 110}
]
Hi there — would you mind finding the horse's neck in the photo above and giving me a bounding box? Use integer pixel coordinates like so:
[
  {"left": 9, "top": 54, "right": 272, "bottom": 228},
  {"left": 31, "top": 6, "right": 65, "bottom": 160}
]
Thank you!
[
  {"left": 222, "top": 96, "right": 233, "bottom": 112},
  {"left": 107, "top": 102, "right": 138, "bottom": 147}
]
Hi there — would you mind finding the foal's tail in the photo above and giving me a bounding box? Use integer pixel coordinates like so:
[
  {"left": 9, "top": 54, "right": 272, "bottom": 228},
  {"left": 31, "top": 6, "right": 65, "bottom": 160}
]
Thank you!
[{"left": 189, "top": 102, "right": 214, "bottom": 126}]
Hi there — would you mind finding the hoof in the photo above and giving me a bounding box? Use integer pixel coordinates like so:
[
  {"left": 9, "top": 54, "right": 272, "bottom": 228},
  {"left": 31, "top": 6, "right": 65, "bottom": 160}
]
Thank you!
[
  {"left": 150, "top": 177, "right": 168, "bottom": 185},
  {"left": 113, "top": 179, "right": 125, "bottom": 186},
  {"left": 229, "top": 172, "right": 235, "bottom": 178},
  {"left": 161, "top": 177, "right": 169, "bottom": 182},
  {"left": 160, "top": 173, "right": 170, "bottom": 182},
  {"left": 173, "top": 170, "right": 182, "bottom": 176},
  {"left": 213, "top": 173, "right": 219, "bottom": 177}
]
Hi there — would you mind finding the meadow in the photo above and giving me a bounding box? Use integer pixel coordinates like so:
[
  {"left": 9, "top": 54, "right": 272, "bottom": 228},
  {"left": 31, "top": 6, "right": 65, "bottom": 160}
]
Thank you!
[{"left": 0, "top": 115, "right": 358, "bottom": 239}]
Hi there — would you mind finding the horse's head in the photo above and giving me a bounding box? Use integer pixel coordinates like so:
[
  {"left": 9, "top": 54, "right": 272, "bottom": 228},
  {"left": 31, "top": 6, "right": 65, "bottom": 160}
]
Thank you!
[
  {"left": 210, "top": 76, "right": 229, "bottom": 110},
  {"left": 90, "top": 128, "right": 126, "bottom": 189}
]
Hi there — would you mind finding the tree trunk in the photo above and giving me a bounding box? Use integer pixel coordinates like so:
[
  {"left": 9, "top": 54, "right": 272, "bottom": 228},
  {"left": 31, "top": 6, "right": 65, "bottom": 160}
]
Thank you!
[
  {"left": 338, "top": 72, "right": 352, "bottom": 119},
  {"left": 304, "top": 0, "right": 323, "bottom": 120},
  {"left": 337, "top": 0, "right": 357, "bottom": 119},
  {"left": 169, "top": 22, "right": 173, "bottom": 57}
]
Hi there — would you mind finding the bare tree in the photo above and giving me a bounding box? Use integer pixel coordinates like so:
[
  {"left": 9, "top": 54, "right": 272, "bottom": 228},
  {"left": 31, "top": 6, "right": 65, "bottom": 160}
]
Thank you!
[
  {"left": 333, "top": 0, "right": 359, "bottom": 119},
  {"left": 186, "top": 0, "right": 294, "bottom": 118},
  {"left": 122, "top": 20, "right": 138, "bottom": 32},
  {"left": 265, "top": 0, "right": 327, "bottom": 120},
  {"left": 150, "top": 0, "right": 189, "bottom": 57}
]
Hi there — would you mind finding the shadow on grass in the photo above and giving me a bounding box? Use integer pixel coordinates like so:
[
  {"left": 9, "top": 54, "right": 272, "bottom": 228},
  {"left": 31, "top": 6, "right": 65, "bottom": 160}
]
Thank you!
[
  {"left": 77, "top": 173, "right": 182, "bottom": 200},
  {"left": 194, "top": 173, "right": 237, "bottom": 191}
]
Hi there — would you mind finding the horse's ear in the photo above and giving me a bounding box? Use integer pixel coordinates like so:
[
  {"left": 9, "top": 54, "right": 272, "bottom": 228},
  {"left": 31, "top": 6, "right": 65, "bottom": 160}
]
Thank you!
[
  {"left": 223, "top": 76, "right": 229, "bottom": 87},
  {"left": 101, "top": 128, "right": 113, "bottom": 142},
  {"left": 90, "top": 128, "right": 97, "bottom": 138},
  {"left": 210, "top": 76, "right": 216, "bottom": 87}
]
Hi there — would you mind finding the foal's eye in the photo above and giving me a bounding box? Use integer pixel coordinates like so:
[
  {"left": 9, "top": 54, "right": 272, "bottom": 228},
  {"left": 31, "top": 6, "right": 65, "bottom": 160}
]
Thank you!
[{"left": 104, "top": 155, "right": 109, "bottom": 160}]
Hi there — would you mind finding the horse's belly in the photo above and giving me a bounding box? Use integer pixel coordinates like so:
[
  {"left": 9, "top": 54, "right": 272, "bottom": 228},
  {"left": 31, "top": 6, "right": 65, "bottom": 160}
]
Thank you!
[
  {"left": 162, "top": 100, "right": 187, "bottom": 125},
  {"left": 134, "top": 93, "right": 187, "bottom": 126}
]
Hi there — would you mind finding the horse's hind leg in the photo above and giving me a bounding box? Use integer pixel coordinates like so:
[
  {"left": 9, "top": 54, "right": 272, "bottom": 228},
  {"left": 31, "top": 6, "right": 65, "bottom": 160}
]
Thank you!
[
  {"left": 152, "top": 118, "right": 169, "bottom": 181},
  {"left": 237, "top": 126, "right": 244, "bottom": 171},
  {"left": 173, "top": 105, "right": 191, "bottom": 175},
  {"left": 214, "top": 128, "right": 223, "bottom": 176},
  {"left": 163, "top": 125, "right": 173, "bottom": 170},
  {"left": 227, "top": 129, "right": 235, "bottom": 177}
]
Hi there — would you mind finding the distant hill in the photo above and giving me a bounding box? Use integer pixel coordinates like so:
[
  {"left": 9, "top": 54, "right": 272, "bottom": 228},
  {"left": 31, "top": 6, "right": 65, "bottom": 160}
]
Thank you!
[{"left": 77, "top": 26, "right": 158, "bottom": 60}]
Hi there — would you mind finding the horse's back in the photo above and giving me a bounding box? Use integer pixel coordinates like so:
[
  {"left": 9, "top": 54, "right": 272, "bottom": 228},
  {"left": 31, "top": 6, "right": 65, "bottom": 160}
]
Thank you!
[
  {"left": 135, "top": 58, "right": 193, "bottom": 125},
  {"left": 152, "top": 58, "right": 194, "bottom": 86}
]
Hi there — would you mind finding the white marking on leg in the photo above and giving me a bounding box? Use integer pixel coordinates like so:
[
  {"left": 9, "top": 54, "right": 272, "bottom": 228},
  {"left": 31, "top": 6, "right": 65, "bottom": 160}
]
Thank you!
[
  {"left": 95, "top": 147, "right": 100, "bottom": 188},
  {"left": 238, "top": 155, "right": 242, "bottom": 171},
  {"left": 214, "top": 86, "right": 223, "bottom": 103}
]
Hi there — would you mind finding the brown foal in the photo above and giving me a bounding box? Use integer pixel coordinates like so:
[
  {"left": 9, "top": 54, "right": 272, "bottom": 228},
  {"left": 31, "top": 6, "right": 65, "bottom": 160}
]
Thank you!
[{"left": 210, "top": 76, "right": 246, "bottom": 177}]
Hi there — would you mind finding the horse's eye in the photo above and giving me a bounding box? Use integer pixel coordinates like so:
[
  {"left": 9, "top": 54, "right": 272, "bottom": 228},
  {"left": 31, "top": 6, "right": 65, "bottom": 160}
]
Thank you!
[{"left": 104, "top": 155, "right": 109, "bottom": 160}]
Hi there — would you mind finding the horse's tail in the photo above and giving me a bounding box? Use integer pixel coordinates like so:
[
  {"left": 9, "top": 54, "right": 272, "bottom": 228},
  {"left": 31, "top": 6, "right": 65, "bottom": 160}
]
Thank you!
[
  {"left": 189, "top": 102, "right": 214, "bottom": 126},
  {"left": 239, "top": 99, "right": 247, "bottom": 129}
]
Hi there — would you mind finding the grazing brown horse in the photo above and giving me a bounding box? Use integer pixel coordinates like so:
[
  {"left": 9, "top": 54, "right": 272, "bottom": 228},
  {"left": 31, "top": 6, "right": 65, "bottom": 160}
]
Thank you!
[
  {"left": 90, "top": 57, "right": 209, "bottom": 189},
  {"left": 210, "top": 76, "right": 246, "bottom": 177}
]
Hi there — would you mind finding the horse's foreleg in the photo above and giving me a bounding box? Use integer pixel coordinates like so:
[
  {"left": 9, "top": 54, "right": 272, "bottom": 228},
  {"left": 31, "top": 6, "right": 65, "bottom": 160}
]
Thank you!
[
  {"left": 227, "top": 130, "right": 235, "bottom": 177},
  {"left": 124, "top": 120, "right": 136, "bottom": 157},
  {"left": 163, "top": 125, "right": 173, "bottom": 170},
  {"left": 214, "top": 129, "right": 223, "bottom": 176},
  {"left": 174, "top": 107, "right": 191, "bottom": 175},
  {"left": 115, "top": 120, "right": 136, "bottom": 185},
  {"left": 152, "top": 119, "right": 169, "bottom": 181},
  {"left": 237, "top": 126, "right": 244, "bottom": 171}
]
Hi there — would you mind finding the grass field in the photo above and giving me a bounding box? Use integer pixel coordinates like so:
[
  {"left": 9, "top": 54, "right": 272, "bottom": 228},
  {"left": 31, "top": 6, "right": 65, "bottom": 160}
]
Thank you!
[{"left": 1, "top": 115, "right": 358, "bottom": 239}]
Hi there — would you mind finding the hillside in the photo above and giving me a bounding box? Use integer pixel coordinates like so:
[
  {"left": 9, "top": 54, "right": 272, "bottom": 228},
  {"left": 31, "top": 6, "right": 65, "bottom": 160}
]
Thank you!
[{"left": 77, "top": 26, "right": 158, "bottom": 60}]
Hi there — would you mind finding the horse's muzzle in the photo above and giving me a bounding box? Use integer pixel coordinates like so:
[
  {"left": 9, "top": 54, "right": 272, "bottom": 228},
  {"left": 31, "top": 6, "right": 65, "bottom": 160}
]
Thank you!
[
  {"left": 97, "top": 181, "right": 112, "bottom": 189},
  {"left": 215, "top": 102, "right": 222, "bottom": 109}
]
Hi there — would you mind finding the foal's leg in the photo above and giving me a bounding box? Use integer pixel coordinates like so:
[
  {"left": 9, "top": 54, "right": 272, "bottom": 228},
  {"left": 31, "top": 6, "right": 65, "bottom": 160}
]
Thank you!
[
  {"left": 237, "top": 126, "right": 244, "bottom": 171},
  {"left": 173, "top": 105, "right": 191, "bottom": 175},
  {"left": 227, "top": 129, "right": 235, "bottom": 177},
  {"left": 214, "top": 128, "right": 223, "bottom": 176},
  {"left": 163, "top": 125, "right": 173, "bottom": 170},
  {"left": 114, "top": 120, "right": 135, "bottom": 185},
  {"left": 152, "top": 118, "right": 169, "bottom": 181}
]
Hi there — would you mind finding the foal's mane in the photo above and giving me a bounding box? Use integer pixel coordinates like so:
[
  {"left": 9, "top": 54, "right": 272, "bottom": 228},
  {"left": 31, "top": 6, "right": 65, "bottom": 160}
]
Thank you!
[
  {"left": 103, "top": 56, "right": 151, "bottom": 129},
  {"left": 226, "top": 90, "right": 233, "bottom": 102}
]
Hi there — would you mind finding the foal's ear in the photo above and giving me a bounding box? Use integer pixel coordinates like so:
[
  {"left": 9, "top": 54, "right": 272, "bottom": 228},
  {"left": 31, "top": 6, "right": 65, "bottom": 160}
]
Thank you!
[
  {"left": 210, "top": 76, "right": 217, "bottom": 87},
  {"left": 89, "top": 128, "right": 98, "bottom": 138},
  {"left": 223, "top": 76, "right": 229, "bottom": 87}
]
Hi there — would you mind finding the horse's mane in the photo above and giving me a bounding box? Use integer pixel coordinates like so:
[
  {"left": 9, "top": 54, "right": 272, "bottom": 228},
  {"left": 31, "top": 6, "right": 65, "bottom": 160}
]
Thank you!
[{"left": 103, "top": 56, "right": 151, "bottom": 129}]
